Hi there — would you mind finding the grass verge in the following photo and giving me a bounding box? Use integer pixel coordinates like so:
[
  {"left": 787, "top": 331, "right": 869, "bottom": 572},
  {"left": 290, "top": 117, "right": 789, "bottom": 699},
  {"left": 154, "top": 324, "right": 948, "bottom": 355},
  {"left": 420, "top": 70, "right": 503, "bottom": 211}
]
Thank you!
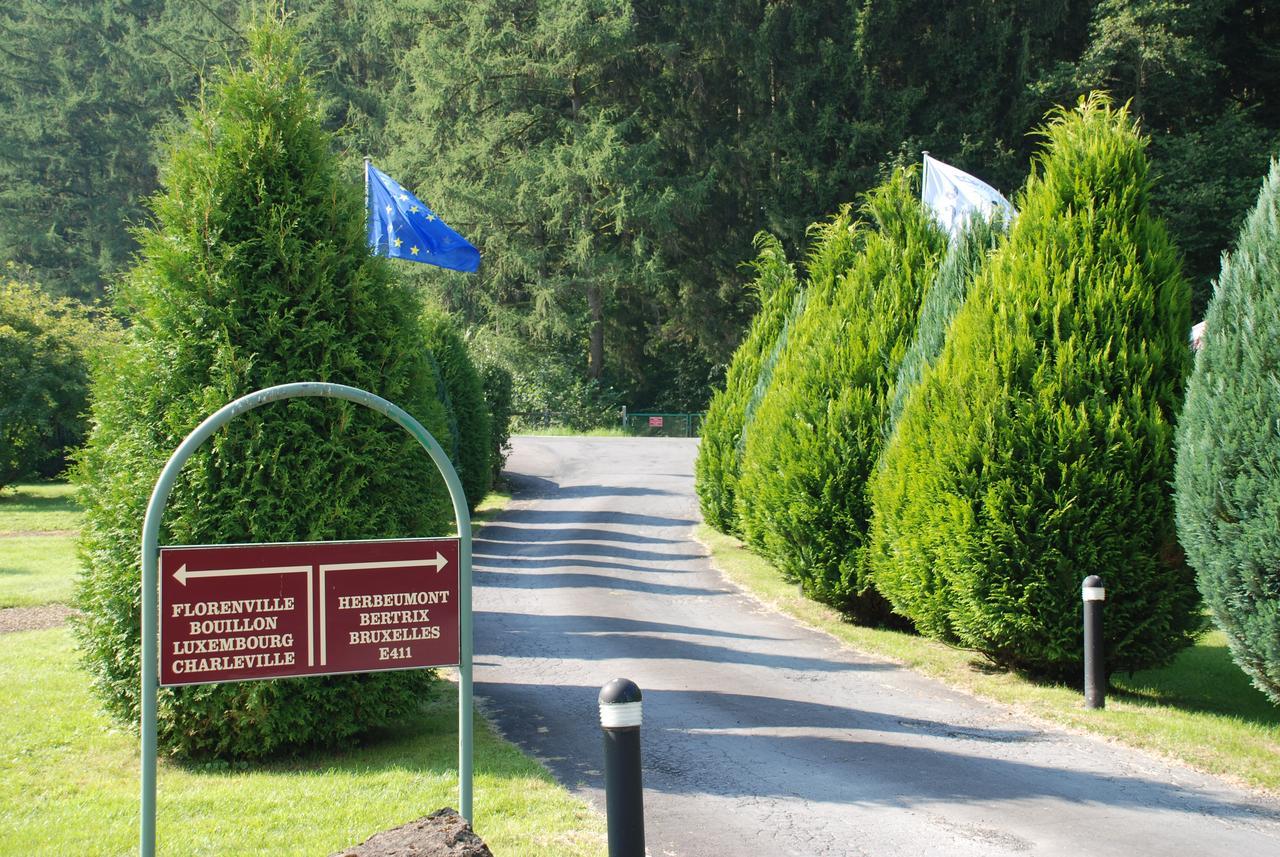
[
  {"left": 697, "top": 523, "right": 1280, "bottom": 795},
  {"left": 0, "top": 627, "right": 605, "bottom": 856},
  {"left": 513, "top": 427, "right": 629, "bottom": 437}
]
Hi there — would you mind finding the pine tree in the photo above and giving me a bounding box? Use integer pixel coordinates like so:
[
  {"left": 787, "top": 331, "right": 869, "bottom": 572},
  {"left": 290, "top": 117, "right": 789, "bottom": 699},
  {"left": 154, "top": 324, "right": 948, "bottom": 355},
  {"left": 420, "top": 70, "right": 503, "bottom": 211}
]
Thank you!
[
  {"left": 74, "top": 17, "right": 454, "bottom": 759},
  {"left": 871, "top": 95, "right": 1200, "bottom": 676},
  {"left": 737, "top": 170, "right": 946, "bottom": 622},
  {"left": 1175, "top": 159, "right": 1280, "bottom": 705},
  {"left": 695, "top": 233, "right": 799, "bottom": 533}
]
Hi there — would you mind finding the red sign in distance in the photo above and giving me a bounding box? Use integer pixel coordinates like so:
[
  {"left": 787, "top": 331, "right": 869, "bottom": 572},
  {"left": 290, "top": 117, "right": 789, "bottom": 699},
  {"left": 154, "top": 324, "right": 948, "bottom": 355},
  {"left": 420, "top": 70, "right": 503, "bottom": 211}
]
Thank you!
[
  {"left": 160, "top": 538, "right": 460, "bottom": 686},
  {"left": 648, "top": 416, "right": 664, "bottom": 427}
]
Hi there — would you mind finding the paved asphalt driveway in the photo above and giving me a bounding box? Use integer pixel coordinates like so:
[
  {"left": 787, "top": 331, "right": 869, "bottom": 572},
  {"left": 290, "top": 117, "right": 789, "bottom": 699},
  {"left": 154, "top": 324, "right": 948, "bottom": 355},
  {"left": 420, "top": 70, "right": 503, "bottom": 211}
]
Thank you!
[{"left": 471, "top": 436, "right": 1280, "bottom": 856}]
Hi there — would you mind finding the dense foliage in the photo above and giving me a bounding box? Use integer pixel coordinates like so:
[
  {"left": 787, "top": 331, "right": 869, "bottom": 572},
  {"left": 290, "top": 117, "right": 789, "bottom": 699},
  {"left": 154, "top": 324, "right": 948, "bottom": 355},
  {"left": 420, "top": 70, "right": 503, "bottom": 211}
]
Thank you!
[
  {"left": 477, "top": 359, "right": 514, "bottom": 483},
  {"left": 3, "top": 1, "right": 1277, "bottom": 405},
  {"left": 885, "top": 215, "right": 1005, "bottom": 433},
  {"left": 73, "top": 19, "right": 454, "bottom": 759},
  {"left": 421, "top": 306, "right": 493, "bottom": 510},
  {"left": 737, "top": 171, "right": 946, "bottom": 622},
  {"left": 869, "top": 96, "right": 1200, "bottom": 677},
  {"left": 1175, "top": 159, "right": 1280, "bottom": 705},
  {"left": 0, "top": 272, "right": 115, "bottom": 488},
  {"left": 695, "top": 234, "right": 799, "bottom": 533}
]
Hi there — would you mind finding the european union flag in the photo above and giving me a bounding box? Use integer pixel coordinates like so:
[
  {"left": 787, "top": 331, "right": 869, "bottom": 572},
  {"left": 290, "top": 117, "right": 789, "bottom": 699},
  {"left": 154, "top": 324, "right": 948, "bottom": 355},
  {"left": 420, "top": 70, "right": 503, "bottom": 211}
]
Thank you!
[{"left": 366, "top": 162, "right": 480, "bottom": 272}]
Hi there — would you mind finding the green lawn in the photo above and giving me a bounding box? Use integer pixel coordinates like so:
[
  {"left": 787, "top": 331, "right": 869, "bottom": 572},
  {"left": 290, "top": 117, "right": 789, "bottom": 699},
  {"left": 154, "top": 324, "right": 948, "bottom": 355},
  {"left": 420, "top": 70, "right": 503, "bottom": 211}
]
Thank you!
[
  {"left": 0, "top": 483, "right": 83, "bottom": 608},
  {"left": 0, "top": 482, "right": 81, "bottom": 532},
  {"left": 0, "top": 535, "right": 79, "bottom": 607},
  {"left": 0, "top": 627, "right": 606, "bottom": 856},
  {"left": 697, "top": 524, "right": 1280, "bottom": 795},
  {"left": 0, "top": 484, "right": 606, "bottom": 853}
]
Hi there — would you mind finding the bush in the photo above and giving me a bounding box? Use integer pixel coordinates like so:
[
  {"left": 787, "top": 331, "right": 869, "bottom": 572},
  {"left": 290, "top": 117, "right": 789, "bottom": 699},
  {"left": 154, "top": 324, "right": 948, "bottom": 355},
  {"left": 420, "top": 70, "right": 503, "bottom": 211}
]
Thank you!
[
  {"left": 737, "top": 170, "right": 946, "bottom": 623},
  {"left": 1176, "top": 158, "right": 1280, "bottom": 705},
  {"left": 884, "top": 214, "right": 1005, "bottom": 434},
  {"left": 477, "top": 358, "right": 514, "bottom": 482},
  {"left": 868, "top": 215, "right": 1005, "bottom": 639},
  {"left": 695, "top": 233, "right": 800, "bottom": 533},
  {"left": 421, "top": 307, "right": 493, "bottom": 510},
  {"left": 73, "top": 19, "right": 454, "bottom": 760},
  {"left": 0, "top": 273, "right": 116, "bottom": 488},
  {"left": 869, "top": 95, "right": 1201, "bottom": 677}
]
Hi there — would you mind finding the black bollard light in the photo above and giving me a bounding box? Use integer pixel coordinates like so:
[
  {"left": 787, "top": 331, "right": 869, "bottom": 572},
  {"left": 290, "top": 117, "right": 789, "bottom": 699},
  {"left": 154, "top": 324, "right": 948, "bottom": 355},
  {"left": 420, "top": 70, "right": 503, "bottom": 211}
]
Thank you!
[
  {"left": 599, "top": 678, "right": 645, "bottom": 857},
  {"left": 1082, "top": 575, "right": 1106, "bottom": 709}
]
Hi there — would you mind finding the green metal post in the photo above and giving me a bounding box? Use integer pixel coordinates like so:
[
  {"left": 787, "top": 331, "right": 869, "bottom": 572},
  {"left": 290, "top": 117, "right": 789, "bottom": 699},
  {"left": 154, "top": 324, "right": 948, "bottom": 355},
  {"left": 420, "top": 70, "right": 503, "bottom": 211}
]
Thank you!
[{"left": 139, "top": 382, "right": 474, "bottom": 856}]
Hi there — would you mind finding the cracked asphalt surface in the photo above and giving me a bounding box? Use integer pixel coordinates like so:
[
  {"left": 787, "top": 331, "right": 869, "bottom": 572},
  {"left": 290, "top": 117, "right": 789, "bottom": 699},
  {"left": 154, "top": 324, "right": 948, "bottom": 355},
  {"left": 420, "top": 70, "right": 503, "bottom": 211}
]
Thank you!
[{"left": 472, "top": 436, "right": 1280, "bottom": 856}]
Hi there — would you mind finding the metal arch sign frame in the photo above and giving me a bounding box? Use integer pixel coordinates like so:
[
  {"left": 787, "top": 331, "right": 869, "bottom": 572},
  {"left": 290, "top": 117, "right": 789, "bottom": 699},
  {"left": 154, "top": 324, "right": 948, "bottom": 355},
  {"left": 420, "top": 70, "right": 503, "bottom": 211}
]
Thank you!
[{"left": 138, "top": 382, "right": 474, "bottom": 856}]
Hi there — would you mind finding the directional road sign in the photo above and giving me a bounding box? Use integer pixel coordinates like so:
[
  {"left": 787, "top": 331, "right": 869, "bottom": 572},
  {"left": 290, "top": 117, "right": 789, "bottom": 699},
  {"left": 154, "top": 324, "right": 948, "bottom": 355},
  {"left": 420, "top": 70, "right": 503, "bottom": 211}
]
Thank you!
[{"left": 160, "top": 538, "right": 460, "bottom": 686}]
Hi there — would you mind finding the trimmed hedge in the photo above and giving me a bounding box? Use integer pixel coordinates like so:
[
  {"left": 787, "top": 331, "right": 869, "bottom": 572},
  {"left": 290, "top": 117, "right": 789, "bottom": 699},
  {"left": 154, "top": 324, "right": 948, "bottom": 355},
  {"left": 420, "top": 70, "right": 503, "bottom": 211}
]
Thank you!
[
  {"left": 695, "top": 232, "right": 800, "bottom": 533},
  {"left": 478, "top": 358, "right": 514, "bottom": 483},
  {"left": 421, "top": 306, "right": 493, "bottom": 510},
  {"left": 869, "top": 95, "right": 1201, "bottom": 677},
  {"left": 73, "top": 20, "right": 454, "bottom": 759},
  {"left": 737, "top": 170, "right": 946, "bottom": 623},
  {"left": 1176, "top": 158, "right": 1280, "bottom": 705}
]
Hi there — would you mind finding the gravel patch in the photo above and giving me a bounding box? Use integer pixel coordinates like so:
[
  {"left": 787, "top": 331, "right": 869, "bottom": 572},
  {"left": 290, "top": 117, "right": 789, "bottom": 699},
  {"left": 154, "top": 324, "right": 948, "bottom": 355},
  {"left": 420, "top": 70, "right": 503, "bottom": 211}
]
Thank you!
[{"left": 0, "top": 604, "right": 77, "bottom": 633}]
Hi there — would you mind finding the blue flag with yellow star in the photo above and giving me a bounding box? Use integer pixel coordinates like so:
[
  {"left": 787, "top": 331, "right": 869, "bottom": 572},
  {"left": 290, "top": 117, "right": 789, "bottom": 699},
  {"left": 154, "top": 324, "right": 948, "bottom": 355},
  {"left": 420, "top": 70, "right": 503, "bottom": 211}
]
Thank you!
[{"left": 366, "top": 163, "right": 480, "bottom": 272}]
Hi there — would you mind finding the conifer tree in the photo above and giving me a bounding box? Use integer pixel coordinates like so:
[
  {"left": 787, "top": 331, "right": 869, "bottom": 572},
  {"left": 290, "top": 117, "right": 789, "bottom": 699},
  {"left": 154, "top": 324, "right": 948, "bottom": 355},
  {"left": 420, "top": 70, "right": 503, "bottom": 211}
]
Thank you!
[
  {"left": 74, "top": 18, "right": 454, "bottom": 759},
  {"left": 1175, "top": 159, "right": 1280, "bottom": 705},
  {"left": 870, "top": 96, "right": 1200, "bottom": 675},
  {"left": 421, "top": 306, "right": 492, "bottom": 511},
  {"left": 736, "top": 171, "right": 946, "bottom": 622},
  {"left": 695, "top": 233, "right": 799, "bottom": 533},
  {"left": 885, "top": 214, "right": 1005, "bottom": 433}
]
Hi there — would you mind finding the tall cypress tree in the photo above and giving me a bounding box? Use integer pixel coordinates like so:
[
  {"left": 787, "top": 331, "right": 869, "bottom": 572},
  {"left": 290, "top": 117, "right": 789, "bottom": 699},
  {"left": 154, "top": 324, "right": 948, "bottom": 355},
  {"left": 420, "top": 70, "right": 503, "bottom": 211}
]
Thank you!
[
  {"left": 871, "top": 96, "right": 1200, "bottom": 676},
  {"left": 736, "top": 170, "right": 946, "bottom": 622},
  {"left": 1175, "top": 159, "right": 1280, "bottom": 705},
  {"left": 695, "top": 233, "right": 799, "bottom": 534},
  {"left": 74, "top": 17, "right": 454, "bottom": 759}
]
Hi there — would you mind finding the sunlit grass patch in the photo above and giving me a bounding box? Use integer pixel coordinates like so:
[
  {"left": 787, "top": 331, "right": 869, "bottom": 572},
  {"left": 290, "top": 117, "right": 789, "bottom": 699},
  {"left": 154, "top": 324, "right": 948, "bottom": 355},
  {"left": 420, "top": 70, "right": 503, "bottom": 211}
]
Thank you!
[
  {"left": 0, "top": 535, "right": 79, "bottom": 607},
  {"left": 0, "top": 482, "right": 81, "bottom": 533}
]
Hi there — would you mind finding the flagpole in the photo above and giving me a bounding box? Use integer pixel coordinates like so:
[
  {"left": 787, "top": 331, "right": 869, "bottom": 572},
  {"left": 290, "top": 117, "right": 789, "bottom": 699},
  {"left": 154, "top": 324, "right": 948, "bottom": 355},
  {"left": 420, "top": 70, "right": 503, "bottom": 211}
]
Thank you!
[{"left": 921, "top": 150, "right": 930, "bottom": 191}]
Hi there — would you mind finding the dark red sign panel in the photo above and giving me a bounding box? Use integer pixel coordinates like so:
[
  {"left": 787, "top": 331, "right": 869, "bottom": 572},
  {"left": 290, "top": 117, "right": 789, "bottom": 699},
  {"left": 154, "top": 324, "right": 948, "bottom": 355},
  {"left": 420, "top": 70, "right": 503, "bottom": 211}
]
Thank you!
[{"left": 159, "top": 538, "right": 460, "bottom": 686}]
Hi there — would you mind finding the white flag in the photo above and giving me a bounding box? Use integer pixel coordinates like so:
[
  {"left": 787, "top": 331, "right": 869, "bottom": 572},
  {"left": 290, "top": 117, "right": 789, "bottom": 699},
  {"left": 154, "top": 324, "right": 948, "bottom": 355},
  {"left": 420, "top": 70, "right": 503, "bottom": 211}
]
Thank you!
[{"left": 922, "top": 154, "right": 1016, "bottom": 238}]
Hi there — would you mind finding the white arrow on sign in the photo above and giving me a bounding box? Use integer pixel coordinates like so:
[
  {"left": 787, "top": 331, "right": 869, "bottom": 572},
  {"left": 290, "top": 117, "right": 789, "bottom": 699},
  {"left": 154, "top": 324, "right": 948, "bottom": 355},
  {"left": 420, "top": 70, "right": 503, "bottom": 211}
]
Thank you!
[
  {"left": 168, "top": 563, "right": 315, "bottom": 666},
  {"left": 317, "top": 553, "right": 451, "bottom": 666},
  {"left": 317, "top": 553, "right": 449, "bottom": 574},
  {"left": 172, "top": 563, "right": 312, "bottom": 586}
]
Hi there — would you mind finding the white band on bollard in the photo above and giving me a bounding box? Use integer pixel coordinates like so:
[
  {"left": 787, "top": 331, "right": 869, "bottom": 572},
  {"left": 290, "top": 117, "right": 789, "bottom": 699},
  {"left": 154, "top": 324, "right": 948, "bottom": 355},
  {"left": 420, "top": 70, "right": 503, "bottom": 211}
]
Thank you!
[
  {"left": 1082, "top": 587, "right": 1106, "bottom": 602},
  {"left": 600, "top": 701, "right": 643, "bottom": 729}
]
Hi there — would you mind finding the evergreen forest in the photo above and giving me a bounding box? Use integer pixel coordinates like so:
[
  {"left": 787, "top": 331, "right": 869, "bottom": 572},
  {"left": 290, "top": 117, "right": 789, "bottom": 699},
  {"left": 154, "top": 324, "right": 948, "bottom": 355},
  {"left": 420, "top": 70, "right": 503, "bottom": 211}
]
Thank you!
[{"left": 3, "top": 1, "right": 1278, "bottom": 414}]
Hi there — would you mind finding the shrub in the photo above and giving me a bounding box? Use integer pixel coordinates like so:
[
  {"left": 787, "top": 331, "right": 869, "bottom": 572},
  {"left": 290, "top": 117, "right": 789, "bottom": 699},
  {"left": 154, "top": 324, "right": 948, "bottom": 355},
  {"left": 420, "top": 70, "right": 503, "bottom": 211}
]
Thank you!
[
  {"left": 868, "top": 215, "right": 1005, "bottom": 639},
  {"left": 695, "top": 233, "right": 800, "bottom": 533},
  {"left": 73, "top": 19, "right": 454, "bottom": 760},
  {"left": 870, "top": 95, "right": 1201, "bottom": 677},
  {"left": 885, "top": 214, "right": 1005, "bottom": 434},
  {"left": 737, "top": 170, "right": 946, "bottom": 623},
  {"left": 0, "top": 273, "right": 116, "bottom": 488},
  {"left": 478, "top": 358, "right": 514, "bottom": 482},
  {"left": 1175, "top": 158, "right": 1280, "bottom": 705},
  {"left": 421, "top": 306, "right": 493, "bottom": 509}
]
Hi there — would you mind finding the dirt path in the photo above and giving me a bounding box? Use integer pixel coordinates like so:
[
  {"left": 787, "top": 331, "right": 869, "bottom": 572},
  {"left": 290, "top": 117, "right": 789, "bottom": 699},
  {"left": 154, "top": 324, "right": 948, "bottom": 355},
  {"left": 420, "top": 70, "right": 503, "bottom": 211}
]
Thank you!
[
  {"left": 0, "top": 604, "right": 76, "bottom": 633},
  {"left": 472, "top": 435, "right": 1280, "bottom": 857}
]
